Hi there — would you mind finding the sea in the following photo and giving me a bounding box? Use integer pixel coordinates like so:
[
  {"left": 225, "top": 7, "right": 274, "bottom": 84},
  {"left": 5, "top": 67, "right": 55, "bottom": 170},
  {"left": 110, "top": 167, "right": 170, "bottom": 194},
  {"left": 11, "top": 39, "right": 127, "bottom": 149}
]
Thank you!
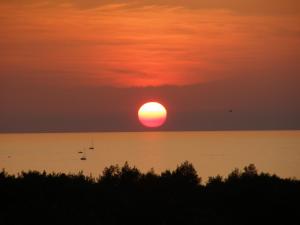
[{"left": 0, "top": 131, "right": 299, "bottom": 181}]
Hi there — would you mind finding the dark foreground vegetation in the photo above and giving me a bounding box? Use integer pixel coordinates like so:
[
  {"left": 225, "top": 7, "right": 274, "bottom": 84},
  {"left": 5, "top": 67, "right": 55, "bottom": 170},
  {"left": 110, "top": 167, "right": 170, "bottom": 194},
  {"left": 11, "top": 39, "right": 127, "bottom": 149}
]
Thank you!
[{"left": 1, "top": 162, "right": 299, "bottom": 225}]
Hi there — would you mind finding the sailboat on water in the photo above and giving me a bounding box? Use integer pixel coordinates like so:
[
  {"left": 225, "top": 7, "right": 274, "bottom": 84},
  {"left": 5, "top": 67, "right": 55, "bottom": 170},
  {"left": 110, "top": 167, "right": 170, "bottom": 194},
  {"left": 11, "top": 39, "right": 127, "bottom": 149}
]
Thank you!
[
  {"left": 89, "top": 140, "right": 95, "bottom": 150},
  {"left": 80, "top": 150, "right": 87, "bottom": 160}
]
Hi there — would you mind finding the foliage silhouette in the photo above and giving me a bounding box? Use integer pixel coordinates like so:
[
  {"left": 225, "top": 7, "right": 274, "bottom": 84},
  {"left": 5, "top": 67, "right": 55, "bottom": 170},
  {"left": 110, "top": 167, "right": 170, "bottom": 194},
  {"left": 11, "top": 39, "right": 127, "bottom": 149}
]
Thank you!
[{"left": 0, "top": 162, "right": 299, "bottom": 225}]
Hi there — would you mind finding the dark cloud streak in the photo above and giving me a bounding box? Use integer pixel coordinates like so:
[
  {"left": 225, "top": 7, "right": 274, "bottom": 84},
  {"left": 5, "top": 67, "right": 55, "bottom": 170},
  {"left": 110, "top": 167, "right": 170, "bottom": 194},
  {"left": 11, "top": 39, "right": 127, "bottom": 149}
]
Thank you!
[
  {"left": 1, "top": 0, "right": 300, "bottom": 15},
  {"left": 1, "top": 73, "right": 299, "bottom": 132}
]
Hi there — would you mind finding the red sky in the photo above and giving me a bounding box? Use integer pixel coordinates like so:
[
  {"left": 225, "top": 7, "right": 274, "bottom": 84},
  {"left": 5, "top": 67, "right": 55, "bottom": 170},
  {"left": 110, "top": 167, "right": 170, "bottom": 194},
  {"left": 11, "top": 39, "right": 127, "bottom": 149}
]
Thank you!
[{"left": 0, "top": 0, "right": 299, "bottom": 132}]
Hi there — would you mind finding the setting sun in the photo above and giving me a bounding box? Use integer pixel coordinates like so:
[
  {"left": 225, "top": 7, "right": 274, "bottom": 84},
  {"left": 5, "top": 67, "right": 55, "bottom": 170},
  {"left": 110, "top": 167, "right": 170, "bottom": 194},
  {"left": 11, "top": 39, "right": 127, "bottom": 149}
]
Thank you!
[{"left": 138, "top": 102, "right": 167, "bottom": 128}]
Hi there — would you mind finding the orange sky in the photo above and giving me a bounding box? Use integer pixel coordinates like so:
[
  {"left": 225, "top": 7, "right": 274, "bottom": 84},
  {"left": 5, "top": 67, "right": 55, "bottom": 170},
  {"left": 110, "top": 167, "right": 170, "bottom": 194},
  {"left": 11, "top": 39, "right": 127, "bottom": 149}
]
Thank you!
[
  {"left": 0, "top": 0, "right": 299, "bottom": 131},
  {"left": 1, "top": 0, "right": 299, "bottom": 87}
]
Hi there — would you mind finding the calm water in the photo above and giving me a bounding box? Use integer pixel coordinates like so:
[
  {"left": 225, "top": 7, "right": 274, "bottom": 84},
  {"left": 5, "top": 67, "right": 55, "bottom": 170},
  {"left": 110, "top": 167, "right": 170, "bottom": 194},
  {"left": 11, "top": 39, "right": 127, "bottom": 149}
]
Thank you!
[{"left": 0, "top": 131, "right": 299, "bottom": 181}]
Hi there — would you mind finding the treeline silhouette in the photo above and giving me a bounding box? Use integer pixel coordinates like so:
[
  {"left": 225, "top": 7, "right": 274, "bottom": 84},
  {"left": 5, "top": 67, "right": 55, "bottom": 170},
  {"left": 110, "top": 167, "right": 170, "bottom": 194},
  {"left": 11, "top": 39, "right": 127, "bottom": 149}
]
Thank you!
[{"left": 0, "top": 162, "right": 299, "bottom": 225}]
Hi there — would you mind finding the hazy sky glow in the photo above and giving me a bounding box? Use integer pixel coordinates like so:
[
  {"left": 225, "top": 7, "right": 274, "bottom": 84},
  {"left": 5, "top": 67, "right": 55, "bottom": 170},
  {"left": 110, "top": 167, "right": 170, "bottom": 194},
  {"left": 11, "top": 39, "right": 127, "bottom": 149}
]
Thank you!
[{"left": 0, "top": 0, "right": 299, "bottom": 132}]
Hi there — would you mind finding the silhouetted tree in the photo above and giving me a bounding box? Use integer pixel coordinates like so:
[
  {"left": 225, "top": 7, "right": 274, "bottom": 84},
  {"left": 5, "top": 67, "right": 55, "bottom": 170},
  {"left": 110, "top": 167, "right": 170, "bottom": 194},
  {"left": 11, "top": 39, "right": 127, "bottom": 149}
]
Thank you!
[
  {"left": 173, "top": 161, "right": 201, "bottom": 186},
  {"left": 120, "top": 161, "right": 141, "bottom": 185},
  {"left": 207, "top": 175, "right": 223, "bottom": 187},
  {"left": 243, "top": 163, "right": 258, "bottom": 176},
  {"left": 0, "top": 162, "right": 299, "bottom": 225},
  {"left": 226, "top": 167, "right": 242, "bottom": 182},
  {"left": 100, "top": 164, "right": 121, "bottom": 186}
]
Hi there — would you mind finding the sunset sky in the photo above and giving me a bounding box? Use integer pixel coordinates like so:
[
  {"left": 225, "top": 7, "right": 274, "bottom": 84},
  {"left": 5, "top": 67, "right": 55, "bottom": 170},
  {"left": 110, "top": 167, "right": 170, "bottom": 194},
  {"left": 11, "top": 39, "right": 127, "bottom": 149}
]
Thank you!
[{"left": 1, "top": 0, "right": 299, "bottom": 132}]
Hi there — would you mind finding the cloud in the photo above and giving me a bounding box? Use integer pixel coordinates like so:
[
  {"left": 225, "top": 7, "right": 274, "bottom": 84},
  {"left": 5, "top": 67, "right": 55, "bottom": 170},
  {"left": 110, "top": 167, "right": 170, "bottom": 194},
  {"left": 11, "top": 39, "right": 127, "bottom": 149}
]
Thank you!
[
  {"left": 1, "top": 72, "right": 299, "bottom": 132},
  {"left": 1, "top": 0, "right": 300, "bottom": 15},
  {"left": 1, "top": 0, "right": 299, "bottom": 88}
]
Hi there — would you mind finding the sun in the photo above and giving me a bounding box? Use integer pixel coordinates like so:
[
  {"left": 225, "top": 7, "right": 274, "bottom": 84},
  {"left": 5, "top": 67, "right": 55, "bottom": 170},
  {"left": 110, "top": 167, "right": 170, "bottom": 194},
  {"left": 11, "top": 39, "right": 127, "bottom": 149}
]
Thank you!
[{"left": 138, "top": 102, "right": 167, "bottom": 128}]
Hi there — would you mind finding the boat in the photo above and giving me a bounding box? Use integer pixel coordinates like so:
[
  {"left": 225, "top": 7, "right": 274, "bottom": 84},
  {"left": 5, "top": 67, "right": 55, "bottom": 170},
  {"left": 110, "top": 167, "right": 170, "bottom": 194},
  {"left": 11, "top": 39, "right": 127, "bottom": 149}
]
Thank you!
[
  {"left": 80, "top": 155, "right": 87, "bottom": 160},
  {"left": 89, "top": 140, "right": 94, "bottom": 150},
  {"left": 80, "top": 151, "right": 87, "bottom": 160}
]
